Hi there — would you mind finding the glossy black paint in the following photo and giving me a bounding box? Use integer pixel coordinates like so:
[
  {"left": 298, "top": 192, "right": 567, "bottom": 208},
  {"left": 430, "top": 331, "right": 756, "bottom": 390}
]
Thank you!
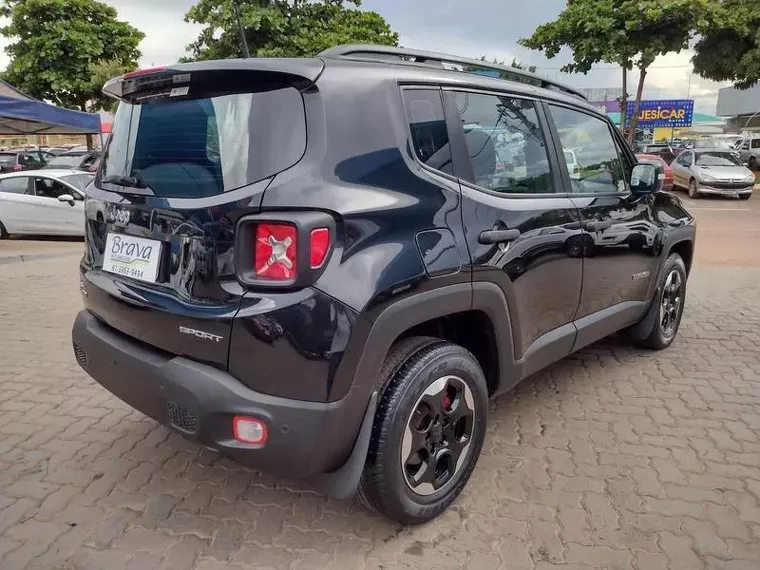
[
  {"left": 73, "top": 54, "right": 696, "bottom": 488},
  {"left": 228, "top": 287, "right": 358, "bottom": 402},
  {"left": 460, "top": 189, "right": 583, "bottom": 361}
]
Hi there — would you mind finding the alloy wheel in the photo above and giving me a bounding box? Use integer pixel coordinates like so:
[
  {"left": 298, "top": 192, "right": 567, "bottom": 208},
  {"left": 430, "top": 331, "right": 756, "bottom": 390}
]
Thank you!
[
  {"left": 401, "top": 375, "right": 475, "bottom": 496},
  {"left": 688, "top": 180, "right": 698, "bottom": 199},
  {"left": 660, "top": 269, "right": 683, "bottom": 337}
]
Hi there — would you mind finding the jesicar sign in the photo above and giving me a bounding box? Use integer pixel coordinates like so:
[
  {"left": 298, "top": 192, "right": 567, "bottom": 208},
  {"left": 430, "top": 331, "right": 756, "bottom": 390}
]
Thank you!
[{"left": 625, "top": 99, "right": 694, "bottom": 128}]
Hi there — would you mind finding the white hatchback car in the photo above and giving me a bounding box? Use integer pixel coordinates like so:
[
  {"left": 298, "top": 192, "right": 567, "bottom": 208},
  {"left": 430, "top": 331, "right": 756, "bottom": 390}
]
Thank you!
[{"left": 0, "top": 169, "right": 93, "bottom": 238}]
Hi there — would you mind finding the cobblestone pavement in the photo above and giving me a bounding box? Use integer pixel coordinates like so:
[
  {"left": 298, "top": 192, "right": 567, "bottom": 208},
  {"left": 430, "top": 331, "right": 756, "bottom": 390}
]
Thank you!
[{"left": 2, "top": 252, "right": 760, "bottom": 569}]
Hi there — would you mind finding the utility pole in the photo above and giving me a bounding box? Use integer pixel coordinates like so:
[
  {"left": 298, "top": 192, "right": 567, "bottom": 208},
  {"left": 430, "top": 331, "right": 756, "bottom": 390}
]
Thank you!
[{"left": 232, "top": 0, "right": 251, "bottom": 58}]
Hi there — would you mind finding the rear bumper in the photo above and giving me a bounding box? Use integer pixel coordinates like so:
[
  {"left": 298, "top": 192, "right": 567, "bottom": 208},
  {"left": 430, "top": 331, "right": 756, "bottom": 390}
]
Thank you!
[{"left": 71, "top": 310, "right": 370, "bottom": 478}]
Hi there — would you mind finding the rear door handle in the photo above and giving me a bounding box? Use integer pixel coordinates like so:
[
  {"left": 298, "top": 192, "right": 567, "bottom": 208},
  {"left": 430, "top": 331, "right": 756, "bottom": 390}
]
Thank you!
[
  {"left": 584, "top": 220, "right": 612, "bottom": 232},
  {"left": 478, "top": 229, "right": 521, "bottom": 244}
]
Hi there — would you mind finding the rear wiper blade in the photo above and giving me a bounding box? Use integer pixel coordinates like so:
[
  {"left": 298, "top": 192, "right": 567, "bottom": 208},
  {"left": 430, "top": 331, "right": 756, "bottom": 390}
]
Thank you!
[{"left": 101, "top": 174, "right": 145, "bottom": 188}]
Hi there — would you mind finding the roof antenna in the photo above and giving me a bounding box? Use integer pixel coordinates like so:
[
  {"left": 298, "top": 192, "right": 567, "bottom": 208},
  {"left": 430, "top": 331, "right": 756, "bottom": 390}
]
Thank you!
[{"left": 232, "top": 0, "right": 251, "bottom": 58}]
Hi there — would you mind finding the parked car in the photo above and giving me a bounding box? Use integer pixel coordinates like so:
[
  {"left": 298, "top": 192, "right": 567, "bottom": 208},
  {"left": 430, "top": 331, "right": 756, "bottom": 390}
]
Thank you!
[
  {"left": 639, "top": 143, "right": 677, "bottom": 164},
  {"left": 671, "top": 149, "right": 755, "bottom": 199},
  {"left": 637, "top": 153, "right": 673, "bottom": 191},
  {"left": 738, "top": 136, "right": 760, "bottom": 170},
  {"left": 0, "top": 149, "right": 51, "bottom": 173},
  {"left": 42, "top": 149, "right": 100, "bottom": 172},
  {"left": 70, "top": 45, "right": 695, "bottom": 525},
  {"left": 0, "top": 169, "right": 92, "bottom": 238}
]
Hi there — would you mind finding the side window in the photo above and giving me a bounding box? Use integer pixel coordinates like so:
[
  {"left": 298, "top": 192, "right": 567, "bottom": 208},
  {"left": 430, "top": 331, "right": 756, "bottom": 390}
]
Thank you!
[
  {"left": 549, "top": 105, "right": 629, "bottom": 194},
  {"left": 34, "top": 178, "right": 71, "bottom": 199},
  {"left": 752, "top": 139, "right": 760, "bottom": 149},
  {"left": 453, "top": 91, "right": 553, "bottom": 194},
  {"left": 0, "top": 177, "right": 30, "bottom": 194},
  {"left": 402, "top": 89, "right": 452, "bottom": 175},
  {"left": 742, "top": 141, "right": 750, "bottom": 150}
]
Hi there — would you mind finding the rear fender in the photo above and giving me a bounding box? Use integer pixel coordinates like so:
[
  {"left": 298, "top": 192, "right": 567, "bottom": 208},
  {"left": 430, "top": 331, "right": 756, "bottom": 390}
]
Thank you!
[{"left": 340, "top": 282, "right": 517, "bottom": 398}]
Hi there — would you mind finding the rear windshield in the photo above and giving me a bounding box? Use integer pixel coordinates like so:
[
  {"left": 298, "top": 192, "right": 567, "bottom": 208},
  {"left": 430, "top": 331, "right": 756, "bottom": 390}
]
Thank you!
[
  {"left": 100, "top": 83, "right": 306, "bottom": 198},
  {"left": 0, "top": 153, "right": 16, "bottom": 164}
]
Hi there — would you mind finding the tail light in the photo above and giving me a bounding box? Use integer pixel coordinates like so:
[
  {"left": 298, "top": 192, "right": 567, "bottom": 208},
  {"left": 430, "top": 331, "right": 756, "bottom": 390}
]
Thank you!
[
  {"left": 255, "top": 223, "right": 298, "bottom": 280},
  {"left": 236, "top": 212, "right": 335, "bottom": 288},
  {"left": 309, "top": 228, "right": 330, "bottom": 269},
  {"left": 12, "top": 164, "right": 22, "bottom": 171},
  {"left": 123, "top": 66, "right": 168, "bottom": 79}
]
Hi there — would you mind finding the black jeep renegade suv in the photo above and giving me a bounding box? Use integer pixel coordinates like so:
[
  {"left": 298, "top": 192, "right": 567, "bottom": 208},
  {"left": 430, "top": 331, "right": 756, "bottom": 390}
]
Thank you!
[{"left": 71, "top": 45, "right": 695, "bottom": 524}]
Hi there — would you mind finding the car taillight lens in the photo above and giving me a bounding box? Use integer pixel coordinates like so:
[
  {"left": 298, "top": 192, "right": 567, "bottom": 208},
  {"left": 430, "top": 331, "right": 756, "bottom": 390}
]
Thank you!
[
  {"left": 255, "top": 223, "right": 297, "bottom": 281},
  {"left": 12, "top": 165, "right": 22, "bottom": 171},
  {"left": 237, "top": 213, "right": 334, "bottom": 287},
  {"left": 310, "top": 228, "right": 330, "bottom": 268}
]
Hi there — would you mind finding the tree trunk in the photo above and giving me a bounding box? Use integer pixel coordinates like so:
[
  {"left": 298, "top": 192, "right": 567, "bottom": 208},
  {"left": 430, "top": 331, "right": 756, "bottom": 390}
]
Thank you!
[
  {"left": 620, "top": 65, "right": 628, "bottom": 139},
  {"left": 627, "top": 66, "right": 648, "bottom": 146}
]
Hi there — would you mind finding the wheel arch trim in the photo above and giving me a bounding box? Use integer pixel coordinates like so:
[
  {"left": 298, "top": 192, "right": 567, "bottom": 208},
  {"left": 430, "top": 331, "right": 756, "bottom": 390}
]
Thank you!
[{"left": 348, "top": 282, "right": 516, "bottom": 397}]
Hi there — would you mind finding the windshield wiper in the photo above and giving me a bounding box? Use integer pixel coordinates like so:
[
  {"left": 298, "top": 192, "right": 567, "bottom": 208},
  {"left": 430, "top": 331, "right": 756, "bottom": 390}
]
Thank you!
[{"left": 101, "top": 174, "right": 145, "bottom": 188}]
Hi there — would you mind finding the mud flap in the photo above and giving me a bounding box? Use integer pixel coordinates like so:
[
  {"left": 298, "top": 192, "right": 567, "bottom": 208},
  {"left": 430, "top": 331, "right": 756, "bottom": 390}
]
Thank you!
[
  {"left": 313, "top": 391, "right": 378, "bottom": 500},
  {"left": 625, "top": 286, "right": 661, "bottom": 342}
]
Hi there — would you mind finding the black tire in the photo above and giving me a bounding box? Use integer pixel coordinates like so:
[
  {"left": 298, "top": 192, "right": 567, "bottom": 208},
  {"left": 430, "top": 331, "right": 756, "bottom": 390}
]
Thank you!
[
  {"left": 739, "top": 193, "right": 751, "bottom": 201},
  {"left": 632, "top": 253, "right": 687, "bottom": 350},
  {"left": 688, "top": 178, "right": 700, "bottom": 199},
  {"left": 749, "top": 156, "right": 757, "bottom": 171},
  {"left": 0, "top": 220, "right": 7, "bottom": 239},
  {"left": 357, "top": 336, "right": 488, "bottom": 525}
]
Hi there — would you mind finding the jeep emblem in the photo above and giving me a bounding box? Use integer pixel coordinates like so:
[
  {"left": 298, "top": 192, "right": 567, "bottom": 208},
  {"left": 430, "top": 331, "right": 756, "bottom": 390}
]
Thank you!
[{"left": 108, "top": 208, "right": 131, "bottom": 225}]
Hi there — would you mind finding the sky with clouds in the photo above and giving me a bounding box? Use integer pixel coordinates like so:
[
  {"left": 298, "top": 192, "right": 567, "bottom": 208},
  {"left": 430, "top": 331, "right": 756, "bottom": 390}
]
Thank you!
[{"left": 0, "top": 0, "right": 728, "bottom": 114}]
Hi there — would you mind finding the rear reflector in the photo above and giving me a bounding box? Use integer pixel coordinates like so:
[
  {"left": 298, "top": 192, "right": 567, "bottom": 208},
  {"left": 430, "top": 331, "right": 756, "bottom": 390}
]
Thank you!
[
  {"left": 233, "top": 416, "right": 268, "bottom": 445},
  {"left": 255, "top": 223, "right": 297, "bottom": 280},
  {"left": 310, "top": 228, "right": 330, "bottom": 268}
]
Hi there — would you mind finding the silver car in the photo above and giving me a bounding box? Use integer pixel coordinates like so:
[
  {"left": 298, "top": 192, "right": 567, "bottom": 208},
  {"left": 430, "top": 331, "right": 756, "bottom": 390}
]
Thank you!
[
  {"left": 671, "top": 149, "right": 755, "bottom": 200},
  {"left": 738, "top": 136, "right": 760, "bottom": 170}
]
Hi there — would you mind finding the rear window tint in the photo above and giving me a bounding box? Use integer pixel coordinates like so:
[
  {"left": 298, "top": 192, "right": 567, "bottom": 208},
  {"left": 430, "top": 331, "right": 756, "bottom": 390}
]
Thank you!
[{"left": 101, "top": 84, "right": 306, "bottom": 198}]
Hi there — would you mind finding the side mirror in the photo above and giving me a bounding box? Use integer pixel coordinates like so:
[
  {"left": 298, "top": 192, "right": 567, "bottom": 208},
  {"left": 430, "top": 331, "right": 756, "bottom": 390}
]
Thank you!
[
  {"left": 57, "top": 194, "right": 75, "bottom": 205},
  {"left": 631, "top": 162, "right": 664, "bottom": 194}
]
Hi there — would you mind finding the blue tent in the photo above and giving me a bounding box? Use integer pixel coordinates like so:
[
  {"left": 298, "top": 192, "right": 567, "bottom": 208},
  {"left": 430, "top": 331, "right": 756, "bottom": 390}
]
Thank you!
[{"left": 0, "top": 80, "right": 100, "bottom": 135}]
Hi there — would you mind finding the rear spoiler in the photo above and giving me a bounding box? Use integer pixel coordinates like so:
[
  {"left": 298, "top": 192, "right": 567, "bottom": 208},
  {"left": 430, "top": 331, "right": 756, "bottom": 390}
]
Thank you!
[{"left": 103, "top": 58, "right": 325, "bottom": 102}]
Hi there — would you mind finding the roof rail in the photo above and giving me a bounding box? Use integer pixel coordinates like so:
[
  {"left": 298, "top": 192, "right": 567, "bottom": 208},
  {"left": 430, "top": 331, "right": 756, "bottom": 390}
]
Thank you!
[{"left": 318, "top": 44, "right": 587, "bottom": 101}]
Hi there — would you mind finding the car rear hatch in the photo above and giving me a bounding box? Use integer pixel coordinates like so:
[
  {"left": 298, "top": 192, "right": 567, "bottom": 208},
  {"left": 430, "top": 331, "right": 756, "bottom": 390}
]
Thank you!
[
  {"left": 80, "top": 59, "right": 323, "bottom": 367},
  {"left": 0, "top": 153, "right": 17, "bottom": 172}
]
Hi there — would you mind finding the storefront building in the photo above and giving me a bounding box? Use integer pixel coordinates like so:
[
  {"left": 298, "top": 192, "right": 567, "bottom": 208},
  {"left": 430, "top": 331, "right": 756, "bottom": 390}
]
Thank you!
[{"left": 717, "top": 84, "right": 760, "bottom": 132}]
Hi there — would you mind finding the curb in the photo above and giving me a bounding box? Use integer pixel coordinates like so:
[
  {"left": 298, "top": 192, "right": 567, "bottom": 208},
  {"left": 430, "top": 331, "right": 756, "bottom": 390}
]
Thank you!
[{"left": 0, "top": 251, "right": 81, "bottom": 266}]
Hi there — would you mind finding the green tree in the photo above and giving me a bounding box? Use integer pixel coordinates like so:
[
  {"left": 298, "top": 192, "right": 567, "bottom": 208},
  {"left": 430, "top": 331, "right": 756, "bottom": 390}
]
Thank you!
[
  {"left": 0, "top": 0, "right": 143, "bottom": 111},
  {"left": 693, "top": 0, "right": 760, "bottom": 89},
  {"left": 87, "top": 59, "right": 137, "bottom": 113},
  {"left": 520, "top": 0, "right": 710, "bottom": 144},
  {"left": 510, "top": 58, "right": 537, "bottom": 74},
  {"left": 476, "top": 56, "right": 537, "bottom": 74},
  {"left": 184, "top": 0, "right": 398, "bottom": 61}
]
